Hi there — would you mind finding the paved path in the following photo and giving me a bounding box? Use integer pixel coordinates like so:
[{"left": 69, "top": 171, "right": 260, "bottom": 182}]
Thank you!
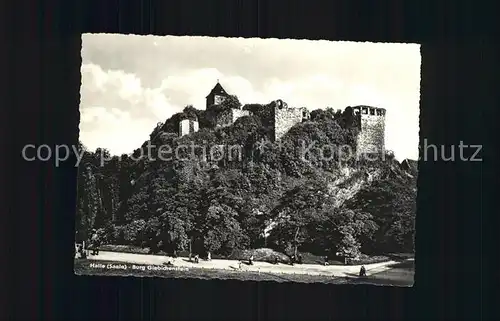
[{"left": 87, "top": 251, "right": 408, "bottom": 278}]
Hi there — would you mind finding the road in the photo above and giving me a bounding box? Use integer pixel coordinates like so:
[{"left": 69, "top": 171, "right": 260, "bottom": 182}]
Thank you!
[{"left": 86, "top": 251, "right": 412, "bottom": 278}]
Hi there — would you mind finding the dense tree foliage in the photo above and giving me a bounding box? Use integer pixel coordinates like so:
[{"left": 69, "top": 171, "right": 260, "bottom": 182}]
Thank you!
[{"left": 76, "top": 102, "right": 417, "bottom": 258}]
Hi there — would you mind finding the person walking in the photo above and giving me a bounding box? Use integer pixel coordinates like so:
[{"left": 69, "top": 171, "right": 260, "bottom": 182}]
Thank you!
[
  {"left": 359, "top": 265, "right": 366, "bottom": 277},
  {"left": 90, "top": 230, "right": 101, "bottom": 255}
]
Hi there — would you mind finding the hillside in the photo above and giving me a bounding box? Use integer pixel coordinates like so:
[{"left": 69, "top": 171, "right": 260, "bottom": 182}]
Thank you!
[{"left": 76, "top": 103, "right": 417, "bottom": 259}]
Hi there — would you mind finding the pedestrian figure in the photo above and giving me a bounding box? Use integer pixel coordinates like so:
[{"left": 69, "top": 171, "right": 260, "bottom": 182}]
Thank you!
[
  {"left": 324, "top": 255, "right": 329, "bottom": 266},
  {"left": 89, "top": 229, "right": 100, "bottom": 255},
  {"left": 194, "top": 254, "right": 199, "bottom": 263},
  {"left": 359, "top": 265, "right": 366, "bottom": 277},
  {"left": 207, "top": 251, "right": 211, "bottom": 261},
  {"left": 274, "top": 257, "right": 279, "bottom": 265},
  {"left": 79, "top": 245, "right": 87, "bottom": 259},
  {"left": 82, "top": 240, "right": 89, "bottom": 257},
  {"left": 249, "top": 255, "right": 254, "bottom": 265},
  {"left": 238, "top": 261, "right": 242, "bottom": 269},
  {"left": 75, "top": 245, "right": 81, "bottom": 258},
  {"left": 297, "top": 254, "right": 303, "bottom": 264}
]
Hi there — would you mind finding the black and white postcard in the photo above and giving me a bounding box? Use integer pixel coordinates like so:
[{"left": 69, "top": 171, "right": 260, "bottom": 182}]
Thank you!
[{"left": 74, "top": 34, "right": 420, "bottom": 286}]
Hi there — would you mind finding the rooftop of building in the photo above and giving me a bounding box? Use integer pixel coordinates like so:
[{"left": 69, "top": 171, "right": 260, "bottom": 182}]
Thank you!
[{"left": 206, "top": 81, "right": 229, "bottom": 98}]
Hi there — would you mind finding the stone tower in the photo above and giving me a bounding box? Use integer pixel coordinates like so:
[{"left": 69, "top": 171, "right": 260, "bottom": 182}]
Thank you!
[
  {"left": 206, "top": 81, "right": 251, "bottom": 127},
  {"left": 272, "top": 99, "right": 310, "bottom": 141},
  {"left": 351, "top": 105, "right": 386, "bottom": 155},
  {"left": 179, "top": 117, "right": 199, "bottom": 137},
  {"left": 206, "top": 80, "right": 229, "bottom": 109}
]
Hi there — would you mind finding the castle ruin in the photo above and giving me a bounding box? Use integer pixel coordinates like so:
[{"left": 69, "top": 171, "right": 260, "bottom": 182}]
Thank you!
[
  {"left": 271, "top": 99, "right": 310, "bottom": 141},
  {"left": 352, "top": 105, "right": 386, "bottom": 155},
  {"left": 215, "top": 108, "right": 251, "bottom": 127},
  {"left": 179, "top": 117, "right": 199, "bottom": 137},
  {"left": 206, "top": 81, "right": 228, "bottom": 108},
  {"left": 176, "top": 81, "right": 386, "bottom": 155},
  {"left": 205, "top": 82, "right": 251, "bottom": 128}
]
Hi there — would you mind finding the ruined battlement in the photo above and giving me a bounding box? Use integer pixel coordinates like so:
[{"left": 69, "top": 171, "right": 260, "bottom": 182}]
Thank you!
[
  {"left": 352, "top": 106, "right": 386, "bottom": 155},
  {"left": 215, "top": 108, "right": 251, "bottom": 128},
  {"left": 271, "top": 99, "right": 310, "bottom": 141},
  {"left": 179, "top": 117, "right": 199, "bottom": 137}
]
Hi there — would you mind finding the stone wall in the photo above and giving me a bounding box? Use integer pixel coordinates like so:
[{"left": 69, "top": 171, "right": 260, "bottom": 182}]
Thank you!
[
  {"left": 231, "top": 109, "right": 251, "bottom": 123},
  {"left": 215, "top": 108, "right": 251, "bottom": 127},
  {"left": 353, "top": 106, "right": 385, "bottom": 155},
  {"left": 273, "top": 107, "right": 304, "bottom": 141},
  {"left": 179, "top": 119, "right": 199, "bottom": 137},
  {"left": 191, "top": 120, "right": 199, "bottom": 133}
]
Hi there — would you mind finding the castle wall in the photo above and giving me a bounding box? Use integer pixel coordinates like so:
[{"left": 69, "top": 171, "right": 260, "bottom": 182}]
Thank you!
[
  {"left": 215, "top": 109, "right": 250, "bottom": 127},
  {"left": 273, "top": 107, "right": 304, "bottom": 141},
  {"left": 354, "top": 107, "right": 385, "bottom": 155},
  {"left": 232, "top": 109, "right": 250, "bottom": 123},
  {"left": 179, "top": 119, "right": 199, "bottom": 137}
]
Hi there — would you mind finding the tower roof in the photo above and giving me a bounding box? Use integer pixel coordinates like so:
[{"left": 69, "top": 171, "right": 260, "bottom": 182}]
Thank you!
[{"left": 206, "top": 82, "right": 229, "bottom": 98}]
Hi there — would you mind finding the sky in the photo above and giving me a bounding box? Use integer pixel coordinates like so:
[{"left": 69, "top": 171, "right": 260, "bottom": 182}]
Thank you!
[{"left": 80, "top": 34, "right": 421, "bottom": 160}]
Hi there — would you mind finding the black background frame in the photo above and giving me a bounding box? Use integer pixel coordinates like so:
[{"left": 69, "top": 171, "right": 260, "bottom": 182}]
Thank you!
[{"left": 2, "top": 0, "right": 497, "bottom": 320}]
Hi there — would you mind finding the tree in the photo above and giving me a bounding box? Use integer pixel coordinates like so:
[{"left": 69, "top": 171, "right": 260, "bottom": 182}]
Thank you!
[
  {"left": 270, "top": 177, "right": 332, "bottom": 256},
  {"left": 74, "top": 95, "right": 414, "bottom": 260},
  {"left": 202, "top": 203, "right": 247, "bottom": 254},
  {"left": 220, "top": 94, "right": 241, "bottom": 110},
  {"left": 328, "top": 208, "right": 377, "bottom": 260},
  {"left": 243, "top": 103, "right": 274, "bottom": 128},
  {"left": 346, "top": 172, "right": 417, "bottom": 253},
  {"left": 182, "top": 105, "right": 198, "bottom": 120},
  {"left": 310, "top": 108, "right": 337, "bottom": 122}
]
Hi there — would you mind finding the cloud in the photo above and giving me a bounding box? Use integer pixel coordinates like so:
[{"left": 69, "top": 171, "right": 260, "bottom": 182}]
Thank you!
[
  {"left": 80, "top": 35, "right": 421, "bottom": 160},
  {"left": 79, "top": 63, "right": 179, "bottom": 154},
  {"left": 79, "top": 106, "right": 155, "bottom": 156}
]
